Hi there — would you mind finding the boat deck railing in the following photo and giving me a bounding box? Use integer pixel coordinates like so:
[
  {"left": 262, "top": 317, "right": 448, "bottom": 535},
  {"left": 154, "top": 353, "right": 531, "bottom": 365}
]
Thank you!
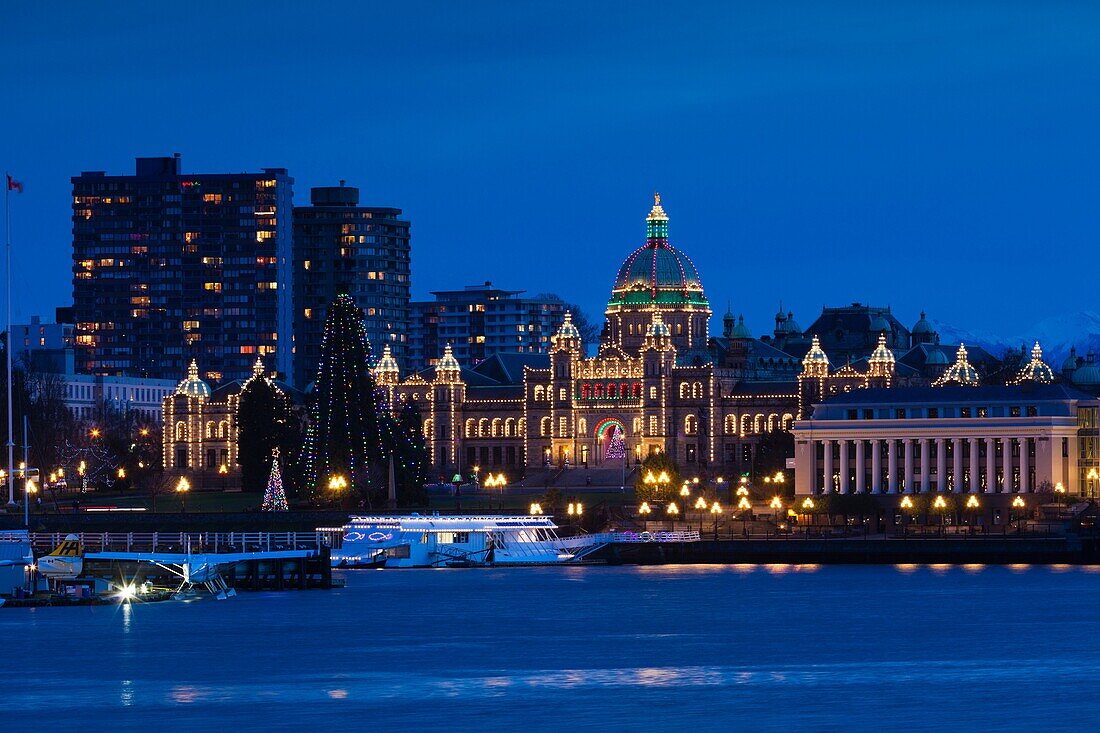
[{"left": 29, "top": 532, "right": 326, "bottom": 554}]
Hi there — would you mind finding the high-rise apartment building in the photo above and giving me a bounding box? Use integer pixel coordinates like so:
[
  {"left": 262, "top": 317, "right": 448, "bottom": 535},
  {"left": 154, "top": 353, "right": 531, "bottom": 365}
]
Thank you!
[
  {"left": 292, "top": 183, "right": 411, "bottom": 388},
  {"left": 71, "top": 155, "right": 294, "bottom": 384},
  {"left": 407, "top": 282, "right": 567, "bottom": 372}
]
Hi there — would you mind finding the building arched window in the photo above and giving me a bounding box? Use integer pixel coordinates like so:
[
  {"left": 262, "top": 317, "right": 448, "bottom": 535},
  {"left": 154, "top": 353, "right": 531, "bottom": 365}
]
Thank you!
[
  {"left": 582, "top": 384, "right": 591, "bottom": 399},
  {"left": 725, "top": 415, "right": 737, "bottom": 435},
  {"left": 478, "top": 418, "right": 489, "bottom": 437},
  {"left": 767, "top": 413, "right": 779, "bottom": 432},
  {"left": 577, "top": 418, "right": 587, "bottom": 436},
  {"left": 684, "top": 414, "right": 698, "bottom": 436},
  {"left": 633, "top": 383, "right": 641, "bottom": 398},
  {"left": 533, "top": 385, "right": 545, "bottom": 401},
  {"left": 504, "top": 417, "right": 516, "bottom": 437},
  {"left": 218, "top": 420, "right": 229, "bottom": 438},
  {"left": 491, "top": 418, "right": 502, "bottom": 437},
  {"left": 753, "top": 414, "right": 765, "bottom": 434},
  {"left": 740, "top": 414, "right": 752, "bottom": 436},
  {"left": 692, "top": 382, "right": 703, "bottom": 399},
  {"left": 540, "top": 416, "right": 551, "bottom": 437},
  {"left": 518, "top": 418, "right": 527, "bottom": 436},
  {"left": 423, "top": 418, "right": 434, "bottom": 439},
  {"left": 782, "top": 413, "right": 795, "bottom": 430},
  {"left": 175, "top": 421, "right": 187, "bottom": 441},
  {"left": 595, "top": 384, "right": 604, "bottom": 399},
  {"left": 679, "top": 382, "right": 689, "bottom": 399},
  {"left": 632, "top": 417, "right": 642, "bottom": 436},
  {"left": 465, "top": 418, "right": 476, "bottom": 438},
  {"left": 205, "top": 420, "right": 215, "bottom": 438}
]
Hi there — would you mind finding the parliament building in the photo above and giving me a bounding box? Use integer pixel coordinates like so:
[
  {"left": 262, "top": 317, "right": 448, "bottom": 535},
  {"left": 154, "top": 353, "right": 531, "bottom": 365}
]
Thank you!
[{"left": 374, "top": 197, "right": 799, "bottom": 478}]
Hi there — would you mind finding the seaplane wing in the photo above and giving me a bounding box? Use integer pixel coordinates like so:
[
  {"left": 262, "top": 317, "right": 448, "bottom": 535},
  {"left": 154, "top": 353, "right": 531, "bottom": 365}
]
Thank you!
[{"left": 85, "top": 550, "right": 316, "bottom": 584}]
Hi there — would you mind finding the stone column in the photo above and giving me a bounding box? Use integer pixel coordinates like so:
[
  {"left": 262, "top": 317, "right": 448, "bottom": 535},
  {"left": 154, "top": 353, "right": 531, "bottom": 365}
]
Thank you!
[
  {"left": 822, "top": 440, "right": 833, "bottom": 495},
  {"left": 806, "top": 440, "right": 818, "bottom": 495},
  {"left": 935, "top": 438, "right": 947, "bottom": 492},
  {"left": 887, "top": 439, "right": 898, "bottom": 494},
  {"left": 985, "top": 437, "right": 996, "bottom": 493},
  {"left": 969, "top": 437, "right": 980, "bottom": 493},
  {"left": 855, "top": 440, "right": 866, "bottom": 494},
  {"left": 903, "top": 439, "right": 914, "bottom": 494},
  {"left": 919, "top": 438, "right": 931, "bottom": 493},
  {"left": 1019, "top": 438, "right": 1029, "bottom": 493},
  {"left": 952, "top": 438, "right": 964, "bottom": 493},
  {"left": 871, "top": 439, "right": 882, "bottom": 494},
  {"left": 1002, "top": 437, "right": 1014, "bottom": 493},
  {"left": 839, "top": 440, "right": 850, "bottom": 494}
]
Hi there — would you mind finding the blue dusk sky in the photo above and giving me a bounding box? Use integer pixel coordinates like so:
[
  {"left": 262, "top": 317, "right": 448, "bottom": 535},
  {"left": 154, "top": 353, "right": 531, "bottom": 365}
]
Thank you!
[{"left": 1, "top": 1, "right": 1098, "bottom": 338}]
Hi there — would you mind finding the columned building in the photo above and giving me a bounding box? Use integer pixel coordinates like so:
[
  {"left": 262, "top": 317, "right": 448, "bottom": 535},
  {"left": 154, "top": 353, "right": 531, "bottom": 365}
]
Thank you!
[{"left": 793, "top": 384, "right": 1099, "bottom": 497}]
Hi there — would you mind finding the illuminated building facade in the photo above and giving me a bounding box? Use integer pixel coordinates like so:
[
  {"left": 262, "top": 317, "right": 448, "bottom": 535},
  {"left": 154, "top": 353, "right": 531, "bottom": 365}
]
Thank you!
[
  {"left": 161, "top": 357, "right": 293, "bottom": 479},
  {"left": 407, "top": 283, "right": 568, "bottom": 372},
  {"left": 293, "top": 183, "right": 411, "bottom": 389},
  {"left": 72, "top": 155, "right": 294, "bottom": 384},
  {"left": 792, "top": 384, "right": 1100, "bottom": 498},
  {"left": 378, "top": 198, "right": 799, "bottom": 476}
]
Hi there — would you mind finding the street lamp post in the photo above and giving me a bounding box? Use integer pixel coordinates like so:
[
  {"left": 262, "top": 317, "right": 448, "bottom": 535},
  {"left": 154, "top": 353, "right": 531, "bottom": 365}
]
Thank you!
[
  {"left": 175, "top": 476, "right": 190, "bottom": 513},
  {"left": 710, "top": 501, "right": 723, "bottom": 540}
]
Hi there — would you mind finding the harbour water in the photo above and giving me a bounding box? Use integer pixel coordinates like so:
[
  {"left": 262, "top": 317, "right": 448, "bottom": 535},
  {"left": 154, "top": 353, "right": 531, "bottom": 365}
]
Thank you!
[{"left": 4, "top": 564, "right": 1099, "bottom": 732}]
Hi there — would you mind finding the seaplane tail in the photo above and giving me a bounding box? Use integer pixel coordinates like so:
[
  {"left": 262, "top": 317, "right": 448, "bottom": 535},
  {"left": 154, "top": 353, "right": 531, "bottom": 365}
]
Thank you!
[{"left": 38, "top": 534, "right": 84, "bottom": 579}]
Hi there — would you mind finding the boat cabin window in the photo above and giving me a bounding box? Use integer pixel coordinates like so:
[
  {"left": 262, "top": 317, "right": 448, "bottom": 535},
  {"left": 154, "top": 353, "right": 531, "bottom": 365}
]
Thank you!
[{"left": 438, "top": 531, "right": 471, "bottom": 544}]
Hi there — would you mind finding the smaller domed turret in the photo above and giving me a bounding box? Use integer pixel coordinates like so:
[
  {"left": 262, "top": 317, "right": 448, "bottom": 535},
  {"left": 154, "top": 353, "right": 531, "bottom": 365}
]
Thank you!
[
  {"left": 730, "top": 314, "right": 753, "bottom": 340},
  {"left": 1063, "top": 346, "right": 1079, "bottom": 377},
  {"left": 801, "top": 335, "right": 830, "bottom": 377},
  {"left": 1012, "top": 341, "right": 1055, "bottom": 385},
  {"left": 868, "top": 333, "right": 895, "bottom": 377},
  {"left": 374, "top": 344, "right": 400, "bottom": 384},
  {"left": 176, "top": 359, "right": 211, "bottom": 398},
  {"left": 933, "top": 344, "right": 979, "bottom": 387},
  {"left": 435, "top": 343, "right": 462, "bottom": 383}
]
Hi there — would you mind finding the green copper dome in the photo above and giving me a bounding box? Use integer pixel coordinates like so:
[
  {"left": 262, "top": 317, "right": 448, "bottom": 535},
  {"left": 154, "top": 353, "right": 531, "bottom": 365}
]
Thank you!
[{"left": 608, "top": 195, "right": 707, "bottom": 308}]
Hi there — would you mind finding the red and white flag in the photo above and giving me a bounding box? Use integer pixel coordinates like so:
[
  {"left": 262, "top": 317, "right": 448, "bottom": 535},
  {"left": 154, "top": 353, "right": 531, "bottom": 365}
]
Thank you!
[{"left": 6, "top": 174, "right": 23, "bottom": 193}]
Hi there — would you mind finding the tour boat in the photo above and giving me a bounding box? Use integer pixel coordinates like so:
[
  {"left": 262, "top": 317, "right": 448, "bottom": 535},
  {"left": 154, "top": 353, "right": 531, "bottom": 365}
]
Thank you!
[{"left": 329, "top": 514, "right": 599, "bottom": 568}]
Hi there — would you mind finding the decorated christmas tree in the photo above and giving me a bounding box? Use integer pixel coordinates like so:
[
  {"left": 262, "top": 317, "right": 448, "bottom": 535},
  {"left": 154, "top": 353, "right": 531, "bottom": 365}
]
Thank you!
[
  {"left": 261, "top": 447, "right": 289, "bottom": 511},
  {"left": 606, "top": 425, "right": 626, "bottom": 460},
  {"left": 302, "top": 293, "right": 383, "bottom": 503}
]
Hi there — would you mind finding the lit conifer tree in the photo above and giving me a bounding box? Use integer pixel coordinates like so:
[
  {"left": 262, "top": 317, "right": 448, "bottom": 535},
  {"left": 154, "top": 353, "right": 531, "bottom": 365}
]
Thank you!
[{"left": 302, "top": 293, "right": 382, "bottom": 503}]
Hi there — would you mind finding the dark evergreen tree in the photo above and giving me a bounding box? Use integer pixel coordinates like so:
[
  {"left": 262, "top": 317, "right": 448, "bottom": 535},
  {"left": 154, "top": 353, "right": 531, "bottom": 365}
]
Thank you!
[
  {"left": 391, "top": 401, "right": 430, "bottom": 507},
  {"left": 237, "top": 359, "right": 292, "bottom": 493},
  {"left": 302, "top": 294, "right": 383, "bottom": 504}
]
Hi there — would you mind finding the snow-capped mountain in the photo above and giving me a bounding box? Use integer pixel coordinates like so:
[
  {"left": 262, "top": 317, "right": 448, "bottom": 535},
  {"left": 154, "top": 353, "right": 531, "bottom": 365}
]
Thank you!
[{"left": 930, "top": 311, "right": 1100, "bottom": 365}]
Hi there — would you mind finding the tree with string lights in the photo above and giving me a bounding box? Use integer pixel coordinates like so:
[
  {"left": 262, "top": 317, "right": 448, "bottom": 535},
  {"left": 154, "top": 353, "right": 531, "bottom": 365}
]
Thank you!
[
  {"left": 261, "top": 447, "right": 289, "bottom": 511},
  {"left": 301, "top": 293, "right": 383, "bottom": 505}
]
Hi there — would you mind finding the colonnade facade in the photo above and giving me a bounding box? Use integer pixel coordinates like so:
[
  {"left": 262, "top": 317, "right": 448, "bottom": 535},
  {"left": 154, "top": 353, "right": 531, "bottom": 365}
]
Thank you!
[
  {"left": 792, "top": 386, "right": 1094, "bottom": 497},
  {"left": 798, "top": 435, "right": 1052, "bottom": 495}
]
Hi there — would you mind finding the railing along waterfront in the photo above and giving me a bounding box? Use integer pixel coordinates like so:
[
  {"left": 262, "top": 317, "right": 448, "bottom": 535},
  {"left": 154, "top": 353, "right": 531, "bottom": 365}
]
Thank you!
[{"left": 28, "top": 532, "right": 326, "bottom": 554}]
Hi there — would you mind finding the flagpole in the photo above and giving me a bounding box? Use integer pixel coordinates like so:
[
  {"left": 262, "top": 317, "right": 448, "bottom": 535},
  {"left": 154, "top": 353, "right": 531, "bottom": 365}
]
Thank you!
[{"left": 5, "top": 176, "right": 14, "bottom": 507}]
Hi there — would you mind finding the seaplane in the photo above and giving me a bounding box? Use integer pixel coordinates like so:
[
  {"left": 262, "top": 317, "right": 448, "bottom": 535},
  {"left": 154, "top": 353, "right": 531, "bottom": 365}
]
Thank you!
[{"left": 36, "top": 534, "right": 312, "bottom": 600}]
